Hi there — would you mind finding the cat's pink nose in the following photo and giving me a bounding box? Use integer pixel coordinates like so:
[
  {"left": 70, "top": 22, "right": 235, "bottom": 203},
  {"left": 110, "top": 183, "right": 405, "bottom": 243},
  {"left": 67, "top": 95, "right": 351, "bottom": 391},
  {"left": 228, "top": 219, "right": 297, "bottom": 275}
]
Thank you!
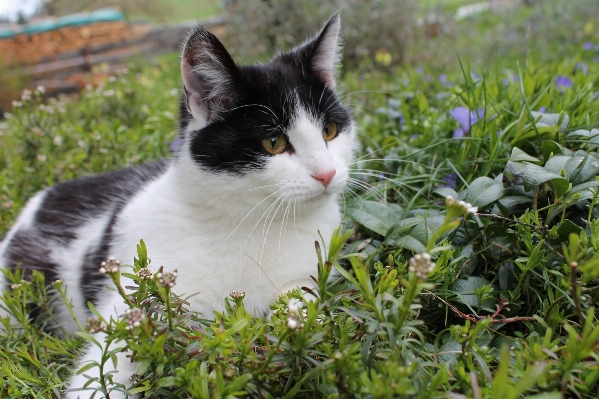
[{"left": 312, "top": 169, "right": 336, "bottom": 188}]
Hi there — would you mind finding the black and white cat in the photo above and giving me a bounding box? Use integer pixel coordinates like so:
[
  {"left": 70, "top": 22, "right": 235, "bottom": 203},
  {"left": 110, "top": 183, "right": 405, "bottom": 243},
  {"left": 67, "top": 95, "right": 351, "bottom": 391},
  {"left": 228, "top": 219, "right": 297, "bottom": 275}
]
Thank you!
[{"left": 0, "top": 14, "right": 354, "bottom": 397}]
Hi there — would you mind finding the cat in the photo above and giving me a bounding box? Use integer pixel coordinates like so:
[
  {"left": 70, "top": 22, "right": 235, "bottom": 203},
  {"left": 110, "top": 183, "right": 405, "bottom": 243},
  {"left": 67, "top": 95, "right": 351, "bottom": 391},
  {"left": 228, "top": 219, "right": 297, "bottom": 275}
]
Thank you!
[{"left": 0, "top": 13, "right": 355, "bottom": 398}]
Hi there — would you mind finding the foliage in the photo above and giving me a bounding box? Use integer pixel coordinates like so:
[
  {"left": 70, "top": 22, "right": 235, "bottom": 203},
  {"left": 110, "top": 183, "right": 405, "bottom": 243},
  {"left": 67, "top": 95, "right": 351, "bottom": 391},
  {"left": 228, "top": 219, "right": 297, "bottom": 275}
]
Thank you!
[
  {"left": 2, "top": 3, "right": 599, "bottom": 398},
  {"left": 224, "top": 0, "right": 416, "bottom": 69},
  {"left": 0, "top": 63, "right": 180, "bottom": 235},
  {"left": 409, "top": 0, "right": 599, "bottom": 71}
]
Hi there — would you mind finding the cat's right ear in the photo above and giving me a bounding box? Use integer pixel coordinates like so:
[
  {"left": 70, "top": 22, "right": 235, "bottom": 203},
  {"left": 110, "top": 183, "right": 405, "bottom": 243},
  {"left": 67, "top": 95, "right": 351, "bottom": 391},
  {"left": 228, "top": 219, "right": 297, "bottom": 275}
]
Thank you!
[{"left": 181, "top": 25, "right": 239, "bottom": 124}]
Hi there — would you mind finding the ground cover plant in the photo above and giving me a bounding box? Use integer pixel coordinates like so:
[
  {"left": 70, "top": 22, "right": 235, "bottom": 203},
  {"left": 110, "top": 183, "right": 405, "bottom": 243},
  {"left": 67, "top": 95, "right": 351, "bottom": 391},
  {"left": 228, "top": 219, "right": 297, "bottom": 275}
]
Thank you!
[{"left": 2, "top": 4, "right": 599, "bottom": 399}]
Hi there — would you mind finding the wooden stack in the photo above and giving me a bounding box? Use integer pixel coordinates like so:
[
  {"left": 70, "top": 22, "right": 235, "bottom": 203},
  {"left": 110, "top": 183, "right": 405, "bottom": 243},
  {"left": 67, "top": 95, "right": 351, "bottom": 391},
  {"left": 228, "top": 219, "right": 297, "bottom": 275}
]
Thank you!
[{"left": 0, "top": 20, "right": 150, "bottom": 67}]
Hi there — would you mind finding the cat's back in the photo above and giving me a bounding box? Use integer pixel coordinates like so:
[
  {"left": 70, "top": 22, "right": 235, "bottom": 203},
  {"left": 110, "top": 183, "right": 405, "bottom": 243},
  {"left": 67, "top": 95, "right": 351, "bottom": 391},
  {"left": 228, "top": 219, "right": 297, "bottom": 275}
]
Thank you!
[{"left": 0, "top": 160, "right": 169, "bottom": 284}]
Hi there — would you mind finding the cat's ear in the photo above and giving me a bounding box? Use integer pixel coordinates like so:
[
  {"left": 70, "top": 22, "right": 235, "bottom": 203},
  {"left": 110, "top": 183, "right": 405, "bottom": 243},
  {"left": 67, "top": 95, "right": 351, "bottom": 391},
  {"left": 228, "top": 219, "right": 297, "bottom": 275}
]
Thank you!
[
  {"left": 295, "top": 13, "right": 342, "bottom": 88},
  {"left": 181, "top": 25, "right": 239, "bottom": 124}
]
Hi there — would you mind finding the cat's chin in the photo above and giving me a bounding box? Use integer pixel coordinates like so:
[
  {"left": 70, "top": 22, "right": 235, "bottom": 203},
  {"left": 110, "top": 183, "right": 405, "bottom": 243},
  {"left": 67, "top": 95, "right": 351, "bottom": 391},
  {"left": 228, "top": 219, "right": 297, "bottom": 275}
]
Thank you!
[{"left": 302, "top": 190, "right": 336, "bottom": 208}]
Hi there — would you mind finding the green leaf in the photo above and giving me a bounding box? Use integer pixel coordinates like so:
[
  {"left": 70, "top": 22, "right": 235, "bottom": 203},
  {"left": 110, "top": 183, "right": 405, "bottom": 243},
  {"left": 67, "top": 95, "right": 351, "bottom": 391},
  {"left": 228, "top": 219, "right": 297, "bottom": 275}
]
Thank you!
[
  {"left": 449, "top": 276, "right": 495, "bottom": 309},
  {"left": 552, "top": 219, "right": 583, "bottom": 243},
  {"left": 392, "top": 234, "right": 427, "bottom": 253},
  {"left": 498, "top": 262, "right": 515, "bottom": 292},
  {"left": 542, "top": 140, "right": 572, "bottom": 159},
  {"left": 438, "top": 337, "right": 460, "bottom": 366},
  {"left": 462, "top": 176, "right": 505, "bottom": 208},
  {"left": 503, "top": 161, "right": 569, "bottom": 198},
  {"left": 385, "top": 217, "right": 423, "bottom": 242},
  {"left": 434, "top": 187, "right": 459, "bottom": 200},
  {"left": 225, "top": 373, "right": 252, "bottom": 393},
  {"left": 547, "top": 180, "right": 599, "bottom": 223},
  {"left": 347, "top": 201, "right": 400, "bottom": 236},
  {"left": 509, "top": 147, "right": 541, "bottom": 164},
  {"left": 568, "top": 153, "right": 599, "bottom": 185}
]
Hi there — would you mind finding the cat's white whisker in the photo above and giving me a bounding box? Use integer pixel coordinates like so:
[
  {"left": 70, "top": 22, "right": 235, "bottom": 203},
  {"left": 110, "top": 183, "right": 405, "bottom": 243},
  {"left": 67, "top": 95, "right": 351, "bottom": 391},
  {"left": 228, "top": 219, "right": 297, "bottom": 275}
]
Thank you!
[
  {"left": 243, "top": 182, "right": 285, "bottom": 192},
  {"left": 259, "top": 191, "right": 290, "bottom": 264},
  {"left": 346, "top": 178, "right": 385, "bottom": 201},
  {"left": 219, "top": 186, "right": 286, "bottom": 247},
  {"left": 245, "top": 190, "right": 287, "bottom": 246}
]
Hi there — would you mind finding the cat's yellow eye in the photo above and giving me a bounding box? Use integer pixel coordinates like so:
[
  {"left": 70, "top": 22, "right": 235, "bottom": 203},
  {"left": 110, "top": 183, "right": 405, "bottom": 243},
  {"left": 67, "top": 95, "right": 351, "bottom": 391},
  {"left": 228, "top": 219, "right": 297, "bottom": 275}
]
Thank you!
[
  {"left": 322, "top": 122, "right": 338, "bottom": 141},
  {"left": 262, "top": 135, "right": 288, "bottom": 154}
]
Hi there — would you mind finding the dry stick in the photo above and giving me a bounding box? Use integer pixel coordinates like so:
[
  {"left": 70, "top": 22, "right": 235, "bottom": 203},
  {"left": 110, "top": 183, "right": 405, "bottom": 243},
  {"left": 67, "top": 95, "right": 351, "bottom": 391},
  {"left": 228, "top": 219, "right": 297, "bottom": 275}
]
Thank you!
[
  {"left": 423, "top": 289, "right": 537, "bottom": 324},
  {"left": 475, "top": 213, "right": 548, "bottom": 232}
]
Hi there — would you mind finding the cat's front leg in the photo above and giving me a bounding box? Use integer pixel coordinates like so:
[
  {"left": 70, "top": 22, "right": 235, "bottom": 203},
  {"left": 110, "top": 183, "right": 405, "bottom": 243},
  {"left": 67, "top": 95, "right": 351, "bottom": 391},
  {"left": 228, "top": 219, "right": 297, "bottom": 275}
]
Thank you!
[
  {"left": 66, "top": 332, "right": 138, "bottom": 399},
  {"left": 66, "top": 288, "right": 139, "bottom": 399}
]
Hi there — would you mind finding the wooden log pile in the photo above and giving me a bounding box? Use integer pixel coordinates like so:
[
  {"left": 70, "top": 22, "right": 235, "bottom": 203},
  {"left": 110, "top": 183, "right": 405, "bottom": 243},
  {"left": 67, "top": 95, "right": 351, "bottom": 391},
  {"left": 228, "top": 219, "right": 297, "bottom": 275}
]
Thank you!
[{"left": 0, "top": 20, "right": 151, "bottom": 67}]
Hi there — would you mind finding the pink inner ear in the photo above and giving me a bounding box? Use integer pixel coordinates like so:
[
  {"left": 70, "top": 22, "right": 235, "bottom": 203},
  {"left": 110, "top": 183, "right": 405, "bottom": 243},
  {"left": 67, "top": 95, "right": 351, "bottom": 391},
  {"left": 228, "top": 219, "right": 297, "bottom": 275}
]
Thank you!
[{"left": 181, "top": 58, "right": 210, "bottom": 121}]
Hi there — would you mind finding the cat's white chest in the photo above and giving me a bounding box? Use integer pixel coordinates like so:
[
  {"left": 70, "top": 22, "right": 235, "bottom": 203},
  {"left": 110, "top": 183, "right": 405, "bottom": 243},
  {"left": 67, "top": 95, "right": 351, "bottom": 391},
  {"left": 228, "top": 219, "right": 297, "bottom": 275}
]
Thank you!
[{"left": 109, "top": 166, "right": 341, "bottom": 317}]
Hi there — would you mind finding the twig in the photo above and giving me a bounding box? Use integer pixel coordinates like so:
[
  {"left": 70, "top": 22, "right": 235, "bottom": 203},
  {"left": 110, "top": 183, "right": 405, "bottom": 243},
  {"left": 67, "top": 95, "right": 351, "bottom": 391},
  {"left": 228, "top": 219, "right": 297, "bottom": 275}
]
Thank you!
[
  {"left": 475, "top": 213, "right": 548, "bottom": 232},
  {"left": 425, "top": 290, "right": 536, "bottom": 324}
]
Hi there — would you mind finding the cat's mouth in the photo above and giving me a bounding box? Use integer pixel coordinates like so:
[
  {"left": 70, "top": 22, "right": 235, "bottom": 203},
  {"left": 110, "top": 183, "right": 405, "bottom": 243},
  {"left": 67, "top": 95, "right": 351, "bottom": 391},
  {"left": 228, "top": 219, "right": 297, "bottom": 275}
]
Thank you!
[{"left": 304, "top": 189, "right": 333, "bottom": 206}]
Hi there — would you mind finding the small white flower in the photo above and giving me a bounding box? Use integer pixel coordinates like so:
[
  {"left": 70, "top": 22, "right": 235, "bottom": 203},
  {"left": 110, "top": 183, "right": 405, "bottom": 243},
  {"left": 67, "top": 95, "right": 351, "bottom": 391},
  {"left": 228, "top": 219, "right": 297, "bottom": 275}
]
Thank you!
[
  {"left": 466, "top": 204, "right": 478, "bottom": 214},
  {"left": 408, "top": 253, "right": 436, "bottom": 280},
  {"left": 287, "top": 318, "right": 298, "bottom": 329},
  {"left": 124, "top": 308, "right": 145, "bottom": 330},
  {"left": 21, "top": 89, "right": 32, "bottom": 101},
  {"left": 230, "top": 290, "right": 246, "bottom": 299},
  {"left": 12, "top": 101, "right": 22, "bottom": 108},
  {"left": 288, "top": 299, "right": 304, "bottom": 313},
  {"left": 99, "top": 258, "right": 120, "bottom": 274},
  {"left": 36, "top": 85, "right": 45, "bottom": 94}
]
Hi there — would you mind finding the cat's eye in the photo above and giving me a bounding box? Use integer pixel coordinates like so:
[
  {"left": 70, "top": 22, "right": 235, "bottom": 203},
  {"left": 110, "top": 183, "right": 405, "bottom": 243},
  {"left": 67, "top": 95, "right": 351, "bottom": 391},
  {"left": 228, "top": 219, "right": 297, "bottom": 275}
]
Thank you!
[
  {"left": 322, "top": 122, "right": 338, "bottom": 141},
  {"left": 262, "top": 135, "right": 288, "bottom": 154}
]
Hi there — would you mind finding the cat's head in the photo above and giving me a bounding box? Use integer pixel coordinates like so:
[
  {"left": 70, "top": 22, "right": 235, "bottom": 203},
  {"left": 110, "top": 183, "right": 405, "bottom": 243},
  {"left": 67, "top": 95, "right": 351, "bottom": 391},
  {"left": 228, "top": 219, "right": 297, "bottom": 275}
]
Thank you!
[{"left": 176, "top": 14, "right": 355, "bottom": 209}]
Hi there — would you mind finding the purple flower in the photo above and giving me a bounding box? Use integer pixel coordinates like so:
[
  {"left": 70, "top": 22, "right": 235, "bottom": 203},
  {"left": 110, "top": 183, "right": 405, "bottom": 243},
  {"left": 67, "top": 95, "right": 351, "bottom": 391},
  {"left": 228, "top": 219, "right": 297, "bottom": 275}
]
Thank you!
[
  {"left": 575, "top": 62, "right": 588, "bottom": 75},
  {"left": 503, "top": 73, "right": 518, "bottom": 86},
  {"left": 450, "top": 107, "right": 484, "bottom": 137},
  {"left": 537, "top": 106, "right": 547, "bottom": 113},
  {"left": 583, "top": 42, "right": 594, "bottom": 51},
  {"left": 425, "top": 74, "right": 432, "bottom": 82},
  {"left": 410, "top": 134, "right": 419, "bottom": 140},
  {"left": 555, "top": 76, "right": 573, "bottom": 91},
  {"left": 170, "top": 138, "right": 181, "bottom": 152},
  {"left": 471, "top": 71, "right": 480, "bottom": 81},
  {"left": 439, "top": 74, "right": 454, "bottom": 87},
  {"left": 442, "top": 173, "right": 458, "bottom": 190},
  {"left": 416, "top": 66, "right": 424, "bottom": 75}
]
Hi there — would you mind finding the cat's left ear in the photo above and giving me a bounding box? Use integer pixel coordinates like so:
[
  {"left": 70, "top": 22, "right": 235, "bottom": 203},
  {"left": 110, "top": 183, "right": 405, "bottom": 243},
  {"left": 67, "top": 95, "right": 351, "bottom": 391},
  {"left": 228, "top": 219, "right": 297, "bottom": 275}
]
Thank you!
[
  {"left": 295, "top": 13, "right": 342, "bottom": 89},
  {"left": 181, "top": 25, "right": 239, "bottom": 124}
]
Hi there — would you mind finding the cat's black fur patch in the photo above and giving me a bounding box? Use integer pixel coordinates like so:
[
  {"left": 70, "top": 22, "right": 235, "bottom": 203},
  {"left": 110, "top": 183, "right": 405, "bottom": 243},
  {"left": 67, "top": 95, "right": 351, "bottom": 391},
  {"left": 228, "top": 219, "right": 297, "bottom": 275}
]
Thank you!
[
  {"left": 184, "top": 23, "right": 352, "bottom": 175},
  {"left": 3, "top": 161, "right": 168, "bottom": 294}
]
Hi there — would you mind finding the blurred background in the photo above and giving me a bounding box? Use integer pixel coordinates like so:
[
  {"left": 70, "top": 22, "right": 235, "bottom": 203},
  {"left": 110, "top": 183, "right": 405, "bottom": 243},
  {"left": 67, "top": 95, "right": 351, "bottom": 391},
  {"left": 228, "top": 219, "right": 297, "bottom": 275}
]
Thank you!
[{"left": 0, "top": 0, "right": 597, "bottom": 115}]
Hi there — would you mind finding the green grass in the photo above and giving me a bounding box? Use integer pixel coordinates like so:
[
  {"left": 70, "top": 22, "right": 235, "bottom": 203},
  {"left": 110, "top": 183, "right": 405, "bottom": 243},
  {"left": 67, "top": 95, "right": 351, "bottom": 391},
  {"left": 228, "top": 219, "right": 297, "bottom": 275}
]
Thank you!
[
  {"left": 2, "top": 2, "right": 599, "bottom": 398},
  {"left": 159, "top": 0, "right": 222, "bottom": 22}
]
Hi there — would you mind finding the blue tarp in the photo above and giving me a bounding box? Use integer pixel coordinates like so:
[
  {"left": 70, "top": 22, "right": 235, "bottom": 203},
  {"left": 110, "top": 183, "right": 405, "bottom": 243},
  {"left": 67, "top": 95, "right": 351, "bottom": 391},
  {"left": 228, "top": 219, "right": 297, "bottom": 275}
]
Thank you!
[{"left": 0, "top": 8, "right": 124, "bottom": 39}]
